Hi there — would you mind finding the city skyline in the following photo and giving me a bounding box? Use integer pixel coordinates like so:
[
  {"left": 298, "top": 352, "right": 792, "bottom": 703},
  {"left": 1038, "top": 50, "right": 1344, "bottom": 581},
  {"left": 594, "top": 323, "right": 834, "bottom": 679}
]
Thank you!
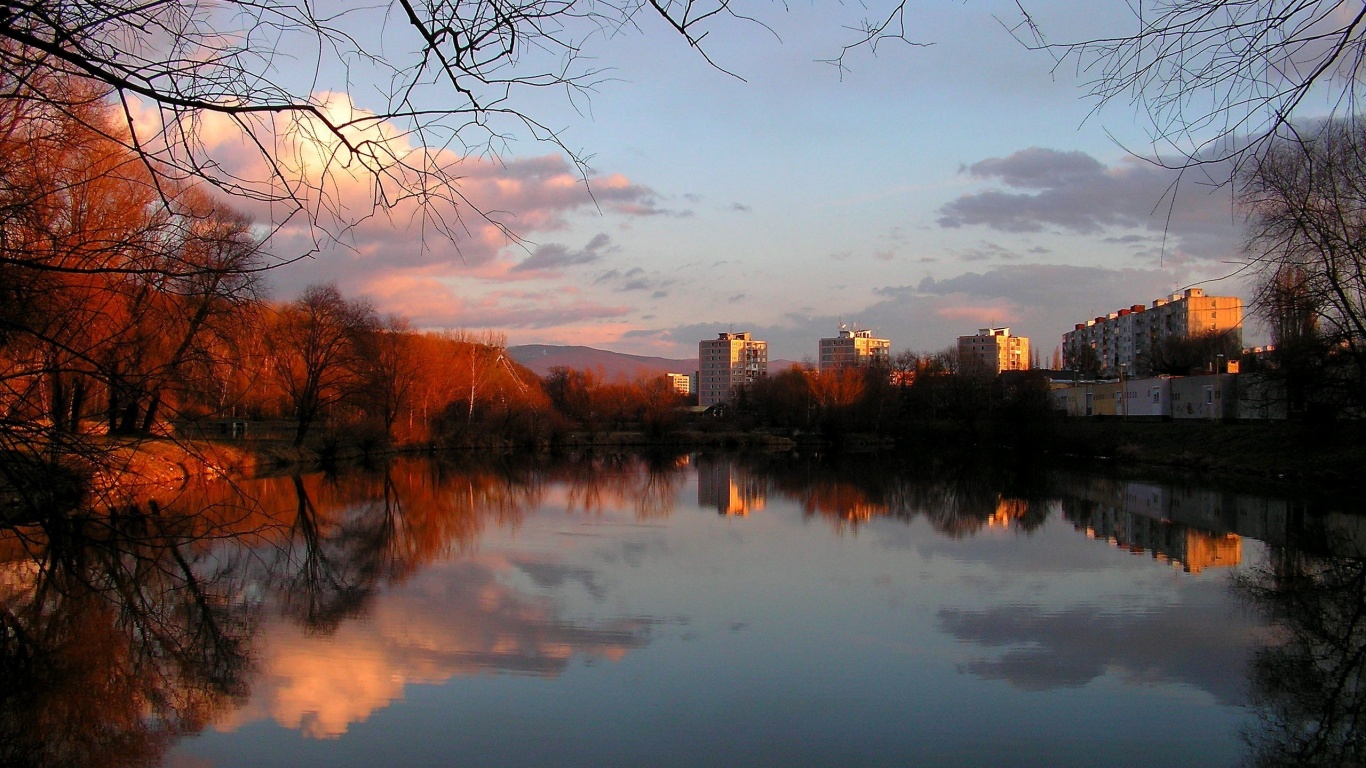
[{"left": 241, "top": 1, "right": 1288, "bottom": 361}]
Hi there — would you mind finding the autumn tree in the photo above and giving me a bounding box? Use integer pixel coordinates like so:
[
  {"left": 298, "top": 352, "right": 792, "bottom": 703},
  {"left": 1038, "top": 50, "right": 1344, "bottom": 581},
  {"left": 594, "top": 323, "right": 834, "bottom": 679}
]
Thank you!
[
  {"left": 1, "top": 73, "right": 269, "bottom": 518},
  {"left": 269, "top": 284, "right": 379, "bottom": 446},
  {"left": 358, "top": 316, "right": 425, "bottom": 441}
]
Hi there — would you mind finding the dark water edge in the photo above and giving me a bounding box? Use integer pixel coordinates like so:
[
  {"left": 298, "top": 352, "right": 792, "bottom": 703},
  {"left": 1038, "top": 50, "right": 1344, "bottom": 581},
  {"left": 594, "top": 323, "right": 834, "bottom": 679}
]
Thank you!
[{"left": 239, "top": 416, "right": 1366, "bottom": 511}]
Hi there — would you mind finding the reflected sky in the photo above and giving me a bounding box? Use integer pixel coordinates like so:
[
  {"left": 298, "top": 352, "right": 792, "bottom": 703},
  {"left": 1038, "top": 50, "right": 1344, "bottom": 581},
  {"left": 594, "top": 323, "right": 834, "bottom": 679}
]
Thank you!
[{"left": 8, "top": 453, "right": 1302, "bottom": 767}]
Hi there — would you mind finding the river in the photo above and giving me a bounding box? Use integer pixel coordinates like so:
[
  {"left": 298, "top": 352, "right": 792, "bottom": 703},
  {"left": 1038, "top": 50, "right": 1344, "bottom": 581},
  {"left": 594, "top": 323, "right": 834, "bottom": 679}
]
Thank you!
[{"left": 4, "top": 450, "right": 1363, "bottom": 767}]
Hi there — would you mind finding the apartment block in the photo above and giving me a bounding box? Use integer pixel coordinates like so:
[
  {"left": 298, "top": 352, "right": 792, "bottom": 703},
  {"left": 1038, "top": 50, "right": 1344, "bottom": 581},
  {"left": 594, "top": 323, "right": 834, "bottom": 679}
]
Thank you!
[
  {"left": 957, "top": 327, "right": 1030, "bottom": 374},
  {"left": 818, "top": 328, "right": 891, "bottom": 373},
  {"left": 698, "top": 332, "right": 768, "bottom": 407},
  {"left": 1062, "top": 288, "right": 1243, "bottom": 377},
  {"left": 665, "top": 372, "right": 692, "bottom": 396}
]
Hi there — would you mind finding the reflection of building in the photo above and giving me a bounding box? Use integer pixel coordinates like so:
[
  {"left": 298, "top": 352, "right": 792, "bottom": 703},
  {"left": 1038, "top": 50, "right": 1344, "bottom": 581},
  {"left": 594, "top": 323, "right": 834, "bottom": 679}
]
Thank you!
[
  {"left": 1062, "top": 288, "right": 1243, "bottom": 377},
  {"left": 1059, "top": 480, "right": 1257, "bottom": 573},
  {"left": 818, "top": 328, "right": 890, "bottom": 372},
  {"left": 665, "top": 372, "right": 691, "bottom": 396},
  {"left": 1070, "top": 507, "right": 1242, "bottom": 573},
  {"left": 697, "top": 460, "right": 766, "bottom": 515},
  {"left": 958, "top": 327, "right": 1030, "bottom": 374},
  {"left": 698, "top": 332, "right": 768, "bottom": 407}
]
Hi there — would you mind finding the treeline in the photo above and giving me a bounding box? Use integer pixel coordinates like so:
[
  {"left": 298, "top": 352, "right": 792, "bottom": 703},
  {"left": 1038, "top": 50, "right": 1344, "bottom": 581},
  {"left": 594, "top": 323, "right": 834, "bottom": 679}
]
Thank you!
[
  {"left": 0, "top": 75, "right": 566, "bottom": 456},
  {"left": 732, "top": 353, "right": 1055, "bottom": 445}
]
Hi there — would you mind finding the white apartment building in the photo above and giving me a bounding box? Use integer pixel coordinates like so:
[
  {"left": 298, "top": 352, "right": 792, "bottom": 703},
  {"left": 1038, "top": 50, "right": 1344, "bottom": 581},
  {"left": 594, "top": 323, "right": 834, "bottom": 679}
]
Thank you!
[
  {"left": 698, "top": 332, "right": 768, "bottom": 407},
  {"left": 957, "top": 327, "right": 1030, "bottom": 374},
  {"left": 818, "top": 328, "right": 891, "bottom": 373},
  {"left": 1062, "top": 288, "right": 1243, "bottom": 377}
]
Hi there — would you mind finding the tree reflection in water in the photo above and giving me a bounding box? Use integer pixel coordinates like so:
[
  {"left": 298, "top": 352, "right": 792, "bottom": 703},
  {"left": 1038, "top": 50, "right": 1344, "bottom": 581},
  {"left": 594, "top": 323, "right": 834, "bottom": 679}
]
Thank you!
[
  {"left": 0, "top": 502, "right": 260, "bottom": 768},
  {"left": 1240, "top": 544, "right": 1366, "bottom": 768},
  {"left": 0, "top": 453, "right": 626, "bottom": 766}
]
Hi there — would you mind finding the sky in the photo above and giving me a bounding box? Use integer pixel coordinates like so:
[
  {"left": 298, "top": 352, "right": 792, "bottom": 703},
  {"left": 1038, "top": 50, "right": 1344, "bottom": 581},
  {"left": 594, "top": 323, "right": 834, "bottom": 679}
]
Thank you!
[{"left": 191, "top": 0, "right": 1281, "bottom": 363}]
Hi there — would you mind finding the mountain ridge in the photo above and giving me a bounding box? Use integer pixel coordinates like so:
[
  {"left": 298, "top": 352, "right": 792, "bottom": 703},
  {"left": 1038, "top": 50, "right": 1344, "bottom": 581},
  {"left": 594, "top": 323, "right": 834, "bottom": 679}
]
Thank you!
[
  {"left": 506, "top": 344, "right": 695, "bottom": 380},
  {"left": 506, "top": 344, "right": 803, "bottom": 380}
]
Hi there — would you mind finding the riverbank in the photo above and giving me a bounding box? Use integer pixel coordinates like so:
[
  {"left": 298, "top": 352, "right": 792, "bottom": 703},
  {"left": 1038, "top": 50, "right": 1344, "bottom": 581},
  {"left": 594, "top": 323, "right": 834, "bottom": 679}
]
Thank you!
[
  {"left": 1045, "top": 419, "right": 1366, "bottom": 493},
  {"left": 17, "top": 418, "right": 1359, "bottom": 512}
]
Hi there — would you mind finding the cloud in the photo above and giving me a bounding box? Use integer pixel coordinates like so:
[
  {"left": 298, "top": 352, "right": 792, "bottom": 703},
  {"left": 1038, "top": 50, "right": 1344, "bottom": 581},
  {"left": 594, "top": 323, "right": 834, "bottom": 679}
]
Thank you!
[
  {"left": 593, "top": 266, "right": 676, "bottom": 295},
  {"left": 363, "top": 274, "right": 634, "bottom": 329},
  {"left": 513, "top": 233, "right": 615, "bottom": 272},
  {"left": 913, "top": 264, "right": 1180, "bottom": 309},
  {"left": 962, "top": 148, "right": 1104, "bottom": 188},
  {"left": 938, "top": 148, "right": 1238, "bottom": 258},
  {"left": 150, "top": 91, "right": 663, "bottom": 304}
]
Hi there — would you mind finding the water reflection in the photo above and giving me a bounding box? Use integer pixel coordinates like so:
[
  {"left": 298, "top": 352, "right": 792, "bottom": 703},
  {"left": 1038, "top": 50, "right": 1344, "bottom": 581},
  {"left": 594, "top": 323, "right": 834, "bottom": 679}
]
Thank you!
[
  {"left": 1239, "top": 547, "right": 1366, "bottom": 767},
  {"left": 0, "top": 503, "right": 259, "bottom": 768},
  {"left": 2, "top": 451, "right": 1364, "bottom": 766}
]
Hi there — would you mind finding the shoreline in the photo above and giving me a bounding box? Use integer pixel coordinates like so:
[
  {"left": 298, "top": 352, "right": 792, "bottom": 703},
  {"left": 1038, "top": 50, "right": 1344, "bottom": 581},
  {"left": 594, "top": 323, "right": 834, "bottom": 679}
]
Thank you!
[{"left": 9, "top": 419, "right": 1358, "bottom": 515}]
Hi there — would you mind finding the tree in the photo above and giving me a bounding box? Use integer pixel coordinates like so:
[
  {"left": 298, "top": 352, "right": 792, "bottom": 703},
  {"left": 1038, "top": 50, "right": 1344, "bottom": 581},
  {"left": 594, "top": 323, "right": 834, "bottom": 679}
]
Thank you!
[
  {"left": 1145, "top": 328, "right": 1243, "bottom": 375},
  {"left": 1016, "top": 0, "right": 1366, "bottom": 169},
  {"left": 1240, "top": 122, "right": 1366, "bottom": 412},
  {"left": 359, "top": 316, "right": 424, "bottom": 441},
  {"left": 269, "top": 284, "right": 379, "bottom": 446},
  {"left": 1, "top": 76, "right": 268, "bottom": 511}
]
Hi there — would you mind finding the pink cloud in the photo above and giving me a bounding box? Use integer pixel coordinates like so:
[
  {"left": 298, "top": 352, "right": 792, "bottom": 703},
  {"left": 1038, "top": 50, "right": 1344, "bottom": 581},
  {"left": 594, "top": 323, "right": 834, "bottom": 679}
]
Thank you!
[
  {"left": 935, "top": 302, "right": 1020, "bottom": 324},
  {"left": 361, "top": 273, "right": 634, "bottom": 330},
  {"left": 132, "top": 93, "right": 658, "bottom": 293}
]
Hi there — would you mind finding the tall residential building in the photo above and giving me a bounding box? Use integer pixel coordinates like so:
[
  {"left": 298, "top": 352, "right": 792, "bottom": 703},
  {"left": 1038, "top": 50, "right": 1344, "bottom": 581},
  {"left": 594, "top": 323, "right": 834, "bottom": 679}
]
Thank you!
[
  {"left": 818, "top": 328, "right": 891, "bottom": 373},
  {"left": 957, "top": 327, "right": 1030, "bottom": 374},
  {"left": 665, "top": 372, "right": 692, "bottom": 396},
  {"left": 1062, "top": 288, "right": 1243, "bottom": 377},
  {"left": 698, "top": 332, "right": 768, "bottom": 407}
]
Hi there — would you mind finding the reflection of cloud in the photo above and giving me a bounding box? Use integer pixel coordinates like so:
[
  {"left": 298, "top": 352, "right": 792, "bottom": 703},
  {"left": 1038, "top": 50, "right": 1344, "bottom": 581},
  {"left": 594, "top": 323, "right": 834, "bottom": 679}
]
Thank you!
[
  {"left": 513, "top": 559, "right": 607, "bottom": 600},
  {"left": 940, "top": 598, "right": 1258, "bottom": 705},
  {"left": 217, "top": 556, "right": 653, "bottom": 738}
]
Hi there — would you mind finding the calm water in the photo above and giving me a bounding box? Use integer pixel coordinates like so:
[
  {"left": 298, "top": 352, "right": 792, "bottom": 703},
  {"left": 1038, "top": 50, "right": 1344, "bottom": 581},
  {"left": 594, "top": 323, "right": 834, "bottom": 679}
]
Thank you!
[{"left": 6, "top": 451, "right": 1365, "bottom": 767}]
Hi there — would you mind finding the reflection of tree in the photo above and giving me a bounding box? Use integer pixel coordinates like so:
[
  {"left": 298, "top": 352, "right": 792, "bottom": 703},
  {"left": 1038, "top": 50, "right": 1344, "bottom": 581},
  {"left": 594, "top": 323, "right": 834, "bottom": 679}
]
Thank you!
[
  {"left": 1239, "top": 549, "right": 1366, "bottom": 768},
  {"left": 279, "top": 474, "right": 374, "bottom": 632},
  {"left": 551, "top": 452, "right": 685, "bottom": 520},
  {"left": 0, "top": 507, "right": 257, "bottom": 768},
  {"left": 0, "top": 453, "right": 610, "bottom": 760},
  {"left": 272, "top": 458, "right": 550, "bottom": 631}
]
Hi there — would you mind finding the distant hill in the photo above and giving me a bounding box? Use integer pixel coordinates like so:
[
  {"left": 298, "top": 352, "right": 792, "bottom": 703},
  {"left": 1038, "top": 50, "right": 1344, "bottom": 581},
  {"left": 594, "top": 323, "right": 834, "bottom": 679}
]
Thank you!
[
  {"left": 507, "top": 344, "right": 803, "bottom": 381},
  {"left": 507, "top": 345, "right": 696, "bottom": 380}
]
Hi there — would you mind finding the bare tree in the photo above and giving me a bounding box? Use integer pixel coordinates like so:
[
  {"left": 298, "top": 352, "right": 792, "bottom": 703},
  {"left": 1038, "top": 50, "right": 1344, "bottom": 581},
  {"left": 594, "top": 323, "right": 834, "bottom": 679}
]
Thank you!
[
  {"left": 1011, "top": 1, "right": 1366, "bottom": 170},
  {"left": 269, "top": 283, "right": 379, "bottom": 446},
  {"left": 1241, "top": 121, "right": 1366, "bottom": 412}
]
